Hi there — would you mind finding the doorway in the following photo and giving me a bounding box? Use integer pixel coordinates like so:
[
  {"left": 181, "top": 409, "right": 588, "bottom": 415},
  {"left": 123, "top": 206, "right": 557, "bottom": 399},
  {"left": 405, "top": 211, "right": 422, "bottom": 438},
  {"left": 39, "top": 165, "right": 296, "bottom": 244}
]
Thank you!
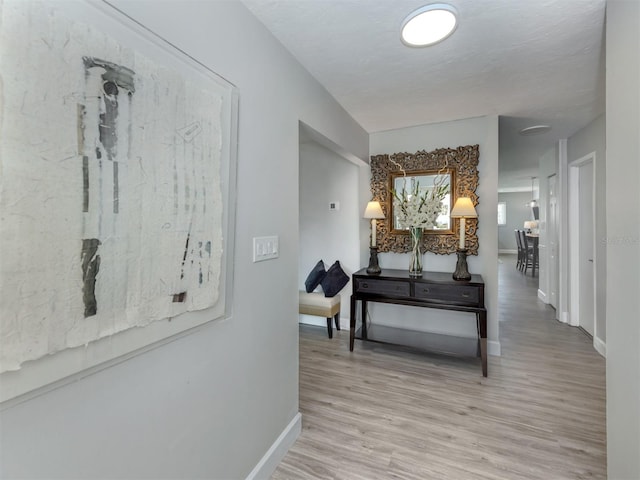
[
  {"left": 298, "top": 123, "right": 367, "bottom": 331},
  {"left": 569, "top": 154, "right": 596, "bottom": 338}
]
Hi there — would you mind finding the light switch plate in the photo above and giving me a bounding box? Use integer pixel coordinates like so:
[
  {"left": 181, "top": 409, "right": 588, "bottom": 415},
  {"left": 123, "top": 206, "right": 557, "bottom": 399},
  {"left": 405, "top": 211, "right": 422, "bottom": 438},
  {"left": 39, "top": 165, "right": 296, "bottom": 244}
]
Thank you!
[{"left": 253, "top": 236, "right": 279, "bottom": 262}]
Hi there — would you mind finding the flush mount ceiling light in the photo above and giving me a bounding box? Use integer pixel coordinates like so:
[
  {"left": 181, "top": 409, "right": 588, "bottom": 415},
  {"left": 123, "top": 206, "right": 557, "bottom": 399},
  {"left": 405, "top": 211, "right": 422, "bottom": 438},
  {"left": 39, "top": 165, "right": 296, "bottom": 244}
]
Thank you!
[
  {"left": 519, "top": 125, "right": 552, "bottom": 136},
  {"left": 401, "top": 3, "right": 458, "bottom": 47}
]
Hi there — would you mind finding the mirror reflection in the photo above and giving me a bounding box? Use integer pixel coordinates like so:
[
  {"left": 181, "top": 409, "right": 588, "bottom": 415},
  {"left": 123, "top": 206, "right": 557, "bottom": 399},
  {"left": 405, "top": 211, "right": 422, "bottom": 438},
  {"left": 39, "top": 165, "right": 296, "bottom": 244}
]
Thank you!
[{"left": 390, "top": 170, "right": 453, "bottom": 233}]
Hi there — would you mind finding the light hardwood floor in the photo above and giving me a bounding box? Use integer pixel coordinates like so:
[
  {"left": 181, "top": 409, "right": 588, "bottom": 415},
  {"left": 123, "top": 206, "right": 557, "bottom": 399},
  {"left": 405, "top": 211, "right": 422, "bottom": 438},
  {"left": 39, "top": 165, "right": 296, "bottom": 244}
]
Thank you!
[{"left": 273, "top": 255, "right": 606, "bottom": 479}]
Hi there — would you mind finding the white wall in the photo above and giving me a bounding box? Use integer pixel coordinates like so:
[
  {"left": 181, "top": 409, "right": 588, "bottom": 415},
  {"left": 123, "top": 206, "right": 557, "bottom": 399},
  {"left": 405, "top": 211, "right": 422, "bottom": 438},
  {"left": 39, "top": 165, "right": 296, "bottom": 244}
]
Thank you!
[
  {"left": 497, "top": 192, "right": 534, "bottom": 252},
  {"left": 0, "top": 1, "right": 368, "bottom": 479},
  {"left": 299, "top": 140, "right": 362, "bottom": 327},
  {"left": 368, "top": 115, "right": 500, "bottom": 355},
  {"left": 567, "top": 114, "right": 606, "bottom": 344},
  {"left": 605, "top": 1, "right": 640, "bottom": 478}
]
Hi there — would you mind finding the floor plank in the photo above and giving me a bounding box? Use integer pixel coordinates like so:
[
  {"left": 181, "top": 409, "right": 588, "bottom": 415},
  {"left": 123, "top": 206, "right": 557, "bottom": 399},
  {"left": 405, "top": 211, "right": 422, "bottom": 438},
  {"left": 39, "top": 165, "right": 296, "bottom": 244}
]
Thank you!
[{"left": 273, "top": 254, "right": 606, "bottom": 479}]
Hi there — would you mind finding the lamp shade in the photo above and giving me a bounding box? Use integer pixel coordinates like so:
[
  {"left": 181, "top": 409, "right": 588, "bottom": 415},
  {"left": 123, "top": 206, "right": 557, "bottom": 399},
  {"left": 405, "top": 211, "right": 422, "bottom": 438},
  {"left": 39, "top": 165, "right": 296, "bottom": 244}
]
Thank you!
[
  {"left": 450, "top": 197, "right": 477, "bottom": 218},
  {"left": 524, "top": 220, "right": 538, "bottom": 230},
  {"left": 364, "top": 201, "right": 385, "bottom": 219}
]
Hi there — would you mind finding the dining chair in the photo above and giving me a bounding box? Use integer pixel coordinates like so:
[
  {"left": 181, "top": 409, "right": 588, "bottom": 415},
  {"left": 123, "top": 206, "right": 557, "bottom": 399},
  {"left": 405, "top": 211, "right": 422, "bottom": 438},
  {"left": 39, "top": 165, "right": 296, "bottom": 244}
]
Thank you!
[
  {"left": 519, "top": 230, "right": 538, "bottom": 275},
  {"left": 515, "top": 229, "right": 524, "bottom": 270}
]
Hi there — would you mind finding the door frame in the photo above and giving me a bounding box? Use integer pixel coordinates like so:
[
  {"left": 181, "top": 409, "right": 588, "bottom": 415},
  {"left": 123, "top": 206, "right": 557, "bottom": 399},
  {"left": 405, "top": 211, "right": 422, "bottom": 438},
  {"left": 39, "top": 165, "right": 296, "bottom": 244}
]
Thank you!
[
  {"left": 568, "top": 153, "right": 602, "bottom": 355},
  {"left": 547, "top": 173, "right": 558, "bottom": 310}
]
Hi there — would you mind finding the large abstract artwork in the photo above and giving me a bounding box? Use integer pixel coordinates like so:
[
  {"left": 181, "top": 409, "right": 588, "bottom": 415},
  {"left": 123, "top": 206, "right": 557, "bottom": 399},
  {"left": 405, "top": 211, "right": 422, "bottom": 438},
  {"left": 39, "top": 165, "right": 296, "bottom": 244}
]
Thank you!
[{"left": 0, "top": 1, "right": 237, "bottom": 400}]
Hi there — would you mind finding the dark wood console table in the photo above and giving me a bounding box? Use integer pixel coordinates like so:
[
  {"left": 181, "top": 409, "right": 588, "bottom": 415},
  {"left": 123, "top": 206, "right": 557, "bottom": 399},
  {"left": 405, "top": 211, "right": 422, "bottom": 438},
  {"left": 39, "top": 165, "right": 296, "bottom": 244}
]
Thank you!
[{"left": 349, "top": 268, "right": 487, "bottom": 376}]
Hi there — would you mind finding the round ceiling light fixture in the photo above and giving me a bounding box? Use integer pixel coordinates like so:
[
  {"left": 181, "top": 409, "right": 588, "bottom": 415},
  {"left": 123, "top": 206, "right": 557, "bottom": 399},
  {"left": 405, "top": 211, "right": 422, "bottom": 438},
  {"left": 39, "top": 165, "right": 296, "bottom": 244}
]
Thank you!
[
  {"left": 401, "top": 4, "right": 458, "bottom": 47},
  {"left": 519, "top": 125, "right": 552, "bottom": 136}
]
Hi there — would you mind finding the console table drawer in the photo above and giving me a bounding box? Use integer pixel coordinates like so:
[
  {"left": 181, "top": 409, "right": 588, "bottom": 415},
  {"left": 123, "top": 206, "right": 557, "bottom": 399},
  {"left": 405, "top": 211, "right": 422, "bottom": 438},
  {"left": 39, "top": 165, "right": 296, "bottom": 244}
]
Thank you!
[
  {"left": 355, "top": 279, "right": 410, "bottom": 297},
  {"left": 413, "top": 283, "right": 480, "bottom": 305}
]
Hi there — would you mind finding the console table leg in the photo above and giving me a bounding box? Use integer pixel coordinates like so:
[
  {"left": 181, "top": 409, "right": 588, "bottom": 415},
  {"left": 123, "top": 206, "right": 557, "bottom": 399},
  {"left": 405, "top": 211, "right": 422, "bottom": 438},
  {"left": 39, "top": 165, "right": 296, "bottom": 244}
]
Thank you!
[
  {"left": 477, "top": 310, "right": 488, "bottom": 377},
  {"left": 480, "top": 338, "right": 488, "bottom": 377},
  {"left": 349, "top": 295, "right": 356, "bottom": 351},
  {"left": 361, "top": 300, "right": 368, "bottom": 340}
]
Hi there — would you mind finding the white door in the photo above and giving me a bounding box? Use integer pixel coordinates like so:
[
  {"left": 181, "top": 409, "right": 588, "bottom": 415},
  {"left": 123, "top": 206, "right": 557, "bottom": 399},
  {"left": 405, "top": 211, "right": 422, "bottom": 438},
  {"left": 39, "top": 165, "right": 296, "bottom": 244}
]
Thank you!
[
  {"left": 547, "top": 174, "right": 558, "bottom": 310},
  {"left": 578, "top": 162, "right": 595, "bottom": 336}
]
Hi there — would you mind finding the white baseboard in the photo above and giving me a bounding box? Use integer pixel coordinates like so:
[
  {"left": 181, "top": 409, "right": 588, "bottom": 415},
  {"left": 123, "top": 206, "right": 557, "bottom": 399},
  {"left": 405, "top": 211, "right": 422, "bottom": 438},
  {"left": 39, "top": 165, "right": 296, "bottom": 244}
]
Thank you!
[
  {"left": 246, "top": 412, "right": 301, "bottom": 480},
  {"left": 498, "top": 249, "right": 518, "bottom": 254},
  {"left": 488, "top": 340, "right": 501, "bottom": 357},
  {"left": 537, "top": 289, "right": 547, "bottom": 303},
  {"left": 299, "top": 314, "right": 348, "bottom": 330},
  {"left": 593, "top": 336, "right": 606, "bottom": 358},
  {"left": 560, "top": 311, "right": 571, "bottom": 325}
]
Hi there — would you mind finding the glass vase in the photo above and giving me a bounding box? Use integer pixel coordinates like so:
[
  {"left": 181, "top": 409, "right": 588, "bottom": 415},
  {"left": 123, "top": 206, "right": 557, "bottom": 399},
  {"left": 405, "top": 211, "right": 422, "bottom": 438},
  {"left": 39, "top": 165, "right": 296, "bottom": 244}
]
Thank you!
[{"left": 409, "top": 226, "right": 423, "bottom": 276}]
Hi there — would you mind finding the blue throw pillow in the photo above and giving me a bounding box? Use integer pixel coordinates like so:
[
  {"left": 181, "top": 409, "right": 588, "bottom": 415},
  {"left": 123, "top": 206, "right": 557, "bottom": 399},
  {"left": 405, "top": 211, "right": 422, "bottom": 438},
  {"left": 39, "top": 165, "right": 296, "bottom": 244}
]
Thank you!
[
  {"left": 304, "top": 260, "right": 326, "bottom": 293},
  {"left": 321, "top": 261, "right": 349, "bottom": 297}
]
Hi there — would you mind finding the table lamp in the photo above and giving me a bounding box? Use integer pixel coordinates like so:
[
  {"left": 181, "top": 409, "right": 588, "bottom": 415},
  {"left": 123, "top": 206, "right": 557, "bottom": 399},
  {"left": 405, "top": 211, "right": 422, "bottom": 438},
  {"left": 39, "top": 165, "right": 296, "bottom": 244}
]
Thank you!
[
  {"left": 524, "top": 220, "right": 537, "bottom": 233},
  {"left": 364, "top": 201, "right": 385, "bottom": 274},
  {"left": 450, "top": 197, "right": 478, "bottom": 281}
]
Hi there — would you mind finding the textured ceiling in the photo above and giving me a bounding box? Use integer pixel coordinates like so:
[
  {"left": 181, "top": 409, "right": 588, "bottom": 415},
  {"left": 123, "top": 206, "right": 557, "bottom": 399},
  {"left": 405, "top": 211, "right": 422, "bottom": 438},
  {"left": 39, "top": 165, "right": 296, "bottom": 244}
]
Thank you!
[{"left": 242, "top": 0, "right": 606, "bottom": 189}]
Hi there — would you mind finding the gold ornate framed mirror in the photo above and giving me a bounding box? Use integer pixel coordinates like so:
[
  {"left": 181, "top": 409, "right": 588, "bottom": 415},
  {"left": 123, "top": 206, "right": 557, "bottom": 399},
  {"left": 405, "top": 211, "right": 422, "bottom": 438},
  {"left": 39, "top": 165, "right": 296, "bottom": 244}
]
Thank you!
[{"left": 370, "top": 145, "right": 479, "bottom": 255}]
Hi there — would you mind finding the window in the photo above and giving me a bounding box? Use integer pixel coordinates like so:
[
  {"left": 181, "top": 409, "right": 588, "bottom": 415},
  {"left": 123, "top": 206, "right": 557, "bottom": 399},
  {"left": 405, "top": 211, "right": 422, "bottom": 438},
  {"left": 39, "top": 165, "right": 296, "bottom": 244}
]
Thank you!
[{"left": 497, "top": 202, "right": 507, "bottom": 225}]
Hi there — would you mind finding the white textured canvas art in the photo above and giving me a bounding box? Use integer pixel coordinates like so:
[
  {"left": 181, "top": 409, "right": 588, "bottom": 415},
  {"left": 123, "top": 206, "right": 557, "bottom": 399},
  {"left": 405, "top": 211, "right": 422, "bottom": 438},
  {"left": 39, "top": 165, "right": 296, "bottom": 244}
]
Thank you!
[{"left": 0, "top": 1, "right": 233, "bottom": 378}]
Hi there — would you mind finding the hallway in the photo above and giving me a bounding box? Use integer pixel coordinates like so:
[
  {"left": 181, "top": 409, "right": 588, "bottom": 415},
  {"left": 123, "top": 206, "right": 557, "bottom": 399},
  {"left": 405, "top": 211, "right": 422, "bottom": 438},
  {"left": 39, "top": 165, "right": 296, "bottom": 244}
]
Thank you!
[{"left": 274, "top": 257, "right": 606, "bottom": 479}]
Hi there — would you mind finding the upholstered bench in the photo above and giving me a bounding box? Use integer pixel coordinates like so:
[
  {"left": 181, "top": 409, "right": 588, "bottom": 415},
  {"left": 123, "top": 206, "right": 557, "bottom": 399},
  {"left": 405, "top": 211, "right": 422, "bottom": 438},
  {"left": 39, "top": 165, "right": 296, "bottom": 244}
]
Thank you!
[{"left": 298, "top": 291, "right": 341, "bottom": 338}]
